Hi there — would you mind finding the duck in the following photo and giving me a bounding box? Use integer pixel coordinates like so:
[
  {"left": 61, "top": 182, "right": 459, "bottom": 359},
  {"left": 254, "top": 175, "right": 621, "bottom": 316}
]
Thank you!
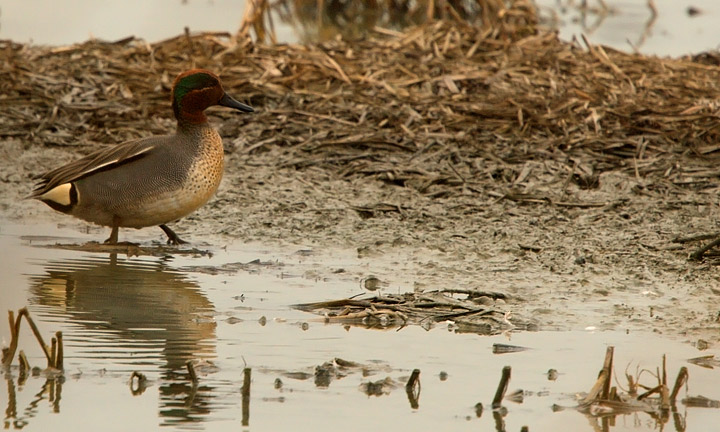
[{"left": 28, "top": 69, "right": 254, "bottom": 245}]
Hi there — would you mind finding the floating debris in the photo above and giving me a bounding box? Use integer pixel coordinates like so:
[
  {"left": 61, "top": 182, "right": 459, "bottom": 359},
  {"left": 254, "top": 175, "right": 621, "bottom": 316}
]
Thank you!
[
  {"left": 129, "top": 371, "right": 148, "bottom": 396},
  {"left": 474, "top": 402, "right": 484, "bottom": 418},
  {"left": 361, "top": 275, "right": 388, "bottom": 292},
  {"left": 264, "top": 357, "right": 393, "bottom": 390},
  {"left": 334, "top": 357, "right": 364, "bottom": 368},
  {"left": 360, "top": 377, "right": 397, "bottom": 396},
  {"left": 492, "top": 343, "right": 530, "bottom": 354},
  {"left": 687, "top": 355, "right": 720, "bottom": 369},
  {"left": 683, "top": 396, "right": 720, "bottom": 408},
  {"left": 44, "top": 242, "right": 213, "bottom": 258},
  {"left": 505, "top": 389, "right": 525, "bottom": 404},
  {"left": 314, "top": 361, "right": 339, "bottom": 388},
  {"left": 295, "top": 289, "right": 526, "bottom": 334}
]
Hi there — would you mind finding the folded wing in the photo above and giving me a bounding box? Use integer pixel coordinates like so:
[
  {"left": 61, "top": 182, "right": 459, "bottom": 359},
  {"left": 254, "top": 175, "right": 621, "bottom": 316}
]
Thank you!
[{"left": 28, "top": 140, "right": 157, "bottom": 198}]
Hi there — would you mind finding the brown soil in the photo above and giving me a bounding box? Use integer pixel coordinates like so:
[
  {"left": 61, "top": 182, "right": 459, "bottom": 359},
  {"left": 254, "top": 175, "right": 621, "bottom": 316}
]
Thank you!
[{"left": 2, "top": 4, "right": 720, "bottom": 345}]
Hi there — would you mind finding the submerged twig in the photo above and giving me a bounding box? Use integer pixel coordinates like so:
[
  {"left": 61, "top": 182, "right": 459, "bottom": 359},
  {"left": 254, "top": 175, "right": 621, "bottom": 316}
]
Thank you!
[
  {"left": 405, "top": 368, "right": 421, "bottom": 392},
  {"left": 492, "top": 366, "right": 511, "bottom": 409},
  {"left": 50, "top": 337, "right": 57, "bottom": 370},
  {"left": 1, "top": 310, "right": 20, "bottom": 368},
  {"left": 405, "top": 369, "right": 421, "bottom": 409},
  {"left": 2, "top": 308, "right": 60, "bottom": 369},
  {"left": 55, "top": 331, "right": 64, "bottom": 370},
  {"left": 670, "top": 367, "right": 688, "bottom": 403},
  {"left": 18, "top": 308, "right": 54, "bottom": 368},
  {"left": 582, "top": 346, "right": 614, "bottom": 405},
  {"left": 242, "top": 367, "right": 252, "bottom": 427},
  {"left": 575, "top": 346, "right": 714, "bottom": 422}
]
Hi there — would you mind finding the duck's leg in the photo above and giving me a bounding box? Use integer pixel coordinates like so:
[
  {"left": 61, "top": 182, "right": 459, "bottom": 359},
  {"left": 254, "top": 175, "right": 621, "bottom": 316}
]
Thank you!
[
  {"left": 159, "top": 224, "right": 188, "bottom": 245},
  {"left": 104, "top": 224, "right": 119, "bottom": 244}
]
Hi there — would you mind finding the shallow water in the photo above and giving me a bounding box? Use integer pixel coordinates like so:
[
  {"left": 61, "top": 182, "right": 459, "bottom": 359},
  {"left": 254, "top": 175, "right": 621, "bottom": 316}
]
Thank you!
[
  {"left": 535, "top": 0, "right": 720, "bottom": 57},
  {"left": 1, "top": 221, "right": 720, "bottom": 431}
]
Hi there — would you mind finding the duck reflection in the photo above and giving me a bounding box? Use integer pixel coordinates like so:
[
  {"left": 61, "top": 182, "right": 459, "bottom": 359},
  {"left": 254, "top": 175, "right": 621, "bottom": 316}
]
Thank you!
[{"left": 27, "top": 254, "right": 217, "bottom": 427}]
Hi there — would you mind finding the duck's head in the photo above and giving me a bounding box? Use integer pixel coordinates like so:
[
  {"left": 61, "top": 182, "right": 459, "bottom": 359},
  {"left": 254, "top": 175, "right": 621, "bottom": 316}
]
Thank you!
[{"left": 171, "top": 69, "right": 254, "bottom": 124}]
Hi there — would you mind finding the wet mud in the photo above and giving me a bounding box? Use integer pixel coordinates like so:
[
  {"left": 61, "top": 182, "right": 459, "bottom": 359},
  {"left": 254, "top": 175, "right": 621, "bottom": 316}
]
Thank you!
[
  {"left": 5, "top": 144, "right": 720, "bottom": 346},
  {"left": 2, "top": 222, "right": 720, "bottom": 431}
]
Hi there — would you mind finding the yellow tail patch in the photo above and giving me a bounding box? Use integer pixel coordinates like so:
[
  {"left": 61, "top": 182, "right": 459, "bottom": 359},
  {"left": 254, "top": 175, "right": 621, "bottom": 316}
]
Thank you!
[{"left": 40, "top": 183, "right": 75, "bottom": 206}]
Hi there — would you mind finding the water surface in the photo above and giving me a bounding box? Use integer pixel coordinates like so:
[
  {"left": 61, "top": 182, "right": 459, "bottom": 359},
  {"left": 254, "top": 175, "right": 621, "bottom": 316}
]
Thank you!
[{"left": 1, "top": 221, "right": 719, "bottom": 431}]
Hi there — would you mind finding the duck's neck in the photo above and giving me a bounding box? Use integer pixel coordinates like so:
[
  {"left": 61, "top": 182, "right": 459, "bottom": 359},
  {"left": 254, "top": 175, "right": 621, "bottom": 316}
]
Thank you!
[
  {"left": 176, "top": 119, "right": 213, "bottom": 137},
  {"left": 175, "top": 110, "right": 208, "bottom": 125}
]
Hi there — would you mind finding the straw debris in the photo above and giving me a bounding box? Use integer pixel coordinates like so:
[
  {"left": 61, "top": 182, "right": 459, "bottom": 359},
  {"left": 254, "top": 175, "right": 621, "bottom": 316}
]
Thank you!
[
  {"left": 294, "top": 289, "right": 527, "bottom": 334},
  {"left": 567, "top": 346, "right": 720, "bottom": 427},
  {"left": 3, "top": 1, "right": 719, "bottom": 203}
]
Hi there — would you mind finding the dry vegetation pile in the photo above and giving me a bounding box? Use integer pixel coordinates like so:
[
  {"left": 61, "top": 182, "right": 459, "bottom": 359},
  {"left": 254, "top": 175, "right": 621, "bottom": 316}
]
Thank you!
[
  {"left": 2, "top": 0, "right": 720, "bottom": 205},
  {"left": 294, "top": 288, "right": 529, "bottom": 335}
]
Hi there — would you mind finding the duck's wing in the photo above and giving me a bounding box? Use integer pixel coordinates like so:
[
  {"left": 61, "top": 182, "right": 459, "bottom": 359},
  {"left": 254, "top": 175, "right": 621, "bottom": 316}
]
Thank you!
[{"left": 28, "top": 138, "right": 162, "bottom": 198}]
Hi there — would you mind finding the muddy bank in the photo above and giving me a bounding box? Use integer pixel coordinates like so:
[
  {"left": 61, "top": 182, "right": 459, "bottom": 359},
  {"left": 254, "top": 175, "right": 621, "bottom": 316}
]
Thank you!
[
  {"left": 6, "top": 139, "right": 720, "bottom": 346},
  {"left": 2, "top": 4, "right": 720, "bottom": 345}
]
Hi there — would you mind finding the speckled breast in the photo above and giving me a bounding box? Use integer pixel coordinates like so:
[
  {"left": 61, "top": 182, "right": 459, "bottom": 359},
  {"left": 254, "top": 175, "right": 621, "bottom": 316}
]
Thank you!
[{"left": 109, "top": 127, "right": 225, "bottom": 229}]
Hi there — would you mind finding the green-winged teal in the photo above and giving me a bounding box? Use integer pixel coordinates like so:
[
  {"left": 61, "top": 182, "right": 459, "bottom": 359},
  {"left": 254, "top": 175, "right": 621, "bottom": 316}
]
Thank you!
[{"left": 28, "top": 69, "right": 254, "bottom": 245}]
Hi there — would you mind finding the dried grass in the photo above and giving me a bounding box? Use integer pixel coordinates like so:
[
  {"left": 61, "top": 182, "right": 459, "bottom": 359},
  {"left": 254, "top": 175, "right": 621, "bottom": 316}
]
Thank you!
[
  {"left": 2, "top": 0, "right": 720, "bottom": 202},
  {"left": 293, "top": 288, "right": 523, "bottom": 334}
]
